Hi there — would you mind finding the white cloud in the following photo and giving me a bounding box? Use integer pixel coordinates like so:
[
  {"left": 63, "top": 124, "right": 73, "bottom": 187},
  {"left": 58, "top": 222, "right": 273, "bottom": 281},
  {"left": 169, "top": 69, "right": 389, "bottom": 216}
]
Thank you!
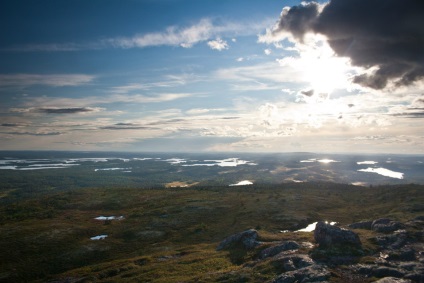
[
  {"left": 0, "top": 74, "right": 95, "bottom": 87},
  {"left": 207, "top": 38, "right": 229, "bottom": 51},
  {"left": 264, "top": 48, "right": 272, "bottom": 55},
  {"left": 186, "top": 108, "right": 210, "bottom": 115}
]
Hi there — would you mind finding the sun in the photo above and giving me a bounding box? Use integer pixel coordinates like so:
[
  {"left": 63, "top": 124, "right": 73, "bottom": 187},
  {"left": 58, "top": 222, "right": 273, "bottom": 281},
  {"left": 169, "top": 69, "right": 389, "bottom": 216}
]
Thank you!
[{"left": 299, "top": 35, "right": 355, "bottom": 95}]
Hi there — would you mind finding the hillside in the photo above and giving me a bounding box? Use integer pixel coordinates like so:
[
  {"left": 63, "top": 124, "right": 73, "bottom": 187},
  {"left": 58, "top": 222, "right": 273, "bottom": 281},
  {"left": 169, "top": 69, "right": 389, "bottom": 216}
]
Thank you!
[{"left": 0, "top": 182, "right": 423, "bottom": 282}]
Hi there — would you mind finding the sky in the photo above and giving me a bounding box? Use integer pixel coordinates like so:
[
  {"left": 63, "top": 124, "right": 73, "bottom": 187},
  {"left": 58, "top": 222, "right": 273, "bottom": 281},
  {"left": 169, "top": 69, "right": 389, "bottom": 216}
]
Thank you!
[{"left": 0, "top": 0, "right": 424, "bottom": 154}]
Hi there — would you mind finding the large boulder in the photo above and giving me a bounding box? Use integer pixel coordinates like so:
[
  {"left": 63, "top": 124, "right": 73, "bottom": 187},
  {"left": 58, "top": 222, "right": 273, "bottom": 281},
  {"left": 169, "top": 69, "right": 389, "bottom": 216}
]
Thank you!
[
  {"left": 216, "top": 229, "right": 259, "bottom": 251},
  {"left": 372, "top": 218, "right": 404, "bottom": 233},
  {"left": 259, "top": 241, "right": 300, "bottom": 259},
  {"left": 314, "top": 221, "right": 361, "bottom": 247}
]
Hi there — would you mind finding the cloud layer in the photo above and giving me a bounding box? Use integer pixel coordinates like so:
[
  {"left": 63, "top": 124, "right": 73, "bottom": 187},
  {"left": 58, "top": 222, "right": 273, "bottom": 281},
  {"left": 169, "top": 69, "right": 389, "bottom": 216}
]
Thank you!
[{"left": 261, "top": 0, "right": 424, "bottom": 89}]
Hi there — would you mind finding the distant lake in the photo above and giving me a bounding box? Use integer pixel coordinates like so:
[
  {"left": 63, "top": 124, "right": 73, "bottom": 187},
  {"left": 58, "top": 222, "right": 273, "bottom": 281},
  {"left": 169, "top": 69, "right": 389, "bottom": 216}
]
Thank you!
[{"left": 0, "top": 151, "right": 423, "bottom": 187}]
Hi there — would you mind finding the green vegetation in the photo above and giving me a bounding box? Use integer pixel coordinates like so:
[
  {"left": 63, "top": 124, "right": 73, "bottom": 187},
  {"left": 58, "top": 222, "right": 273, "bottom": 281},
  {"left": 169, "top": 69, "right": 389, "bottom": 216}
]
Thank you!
[{"left": 0, "top": 182, "right": 423, "bottom": 282}]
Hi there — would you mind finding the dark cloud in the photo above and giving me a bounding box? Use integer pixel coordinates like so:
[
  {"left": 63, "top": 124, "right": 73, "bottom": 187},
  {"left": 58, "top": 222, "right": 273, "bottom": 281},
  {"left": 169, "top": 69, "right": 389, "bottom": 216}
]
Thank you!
[
  {"left": 1, "top": 123, "right": 23, "bottom": 127},
  {"left": 100, "top": 123, "right": 156, "bottom": 130},
  {"left": 276, "top": 3, "right": 320, "bottom": 41},
  {"left": 270, "top": 0, "right": 424, "bottom": 89},
  {"left": 147, "top": 118, "right": 186, "bottom": 126},
  {"left": 391, "top": 111, "right": 424, "bottom": 118},
  {"left": 37, "top": 107, "right": 101, "bottom": 114},
  {"left": 220, "top": 117, "right": 240, "bottom": 120},
  {"left": 301, "top": 89, "right": 314, "bottom": 97}
]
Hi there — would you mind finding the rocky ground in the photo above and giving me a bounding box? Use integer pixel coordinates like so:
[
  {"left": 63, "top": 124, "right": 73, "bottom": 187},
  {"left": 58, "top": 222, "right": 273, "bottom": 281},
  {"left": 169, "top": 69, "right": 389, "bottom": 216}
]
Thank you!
[{"left": 217, "top": 217, "right": 424, "bottom": 283}]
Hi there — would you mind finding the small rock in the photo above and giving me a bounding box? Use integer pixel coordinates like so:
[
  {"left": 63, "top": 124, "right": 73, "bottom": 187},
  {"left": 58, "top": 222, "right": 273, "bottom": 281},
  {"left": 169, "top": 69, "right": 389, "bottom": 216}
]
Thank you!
[
  {"left": 216, "top": 229, "right": 259, "bottom": 251},
  {"left": 314, "top": 221, "right": 361, "bottom": 247},
  {"left": 259, "top": 241, "right": 300, "bottom": 259}
]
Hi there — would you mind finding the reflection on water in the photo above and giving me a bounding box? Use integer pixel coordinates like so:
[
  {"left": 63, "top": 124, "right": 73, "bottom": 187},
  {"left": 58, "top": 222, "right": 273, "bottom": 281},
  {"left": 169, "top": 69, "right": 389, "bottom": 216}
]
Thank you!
[
  {"left": 358, "top": 167, "right": 403, "bottom": 179},
  {"left": 229, "top": 180, "right": 253, "bottom": 186},
  {"left": 90, "top": 235, "right": 108, "bottom": 240},
  {"left": 357, "top": 161, "right": 378, "bottom": 165},
  {"left": 296, "top": 221, "right": 337, "bottom": 232}
]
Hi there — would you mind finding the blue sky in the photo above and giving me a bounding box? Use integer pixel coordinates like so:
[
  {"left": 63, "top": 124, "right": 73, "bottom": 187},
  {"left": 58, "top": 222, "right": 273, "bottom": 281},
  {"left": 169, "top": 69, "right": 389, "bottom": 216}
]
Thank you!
[{"left": 1, "top": 0, "right": 423, "bottom": 153}]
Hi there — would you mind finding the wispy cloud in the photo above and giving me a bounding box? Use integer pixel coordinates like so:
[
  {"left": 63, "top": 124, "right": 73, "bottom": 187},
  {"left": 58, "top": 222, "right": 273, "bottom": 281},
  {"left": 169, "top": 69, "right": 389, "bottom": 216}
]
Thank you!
[
  {"left": 13, "top": 93, "right": 194, "bottom": 109},
  {"left": 107, "top": 18, "right": 215, "bottom": 49},
  {"left": 1, "top": 131, "right": 63, "bottom": 136},
  {"left": 0, "top": 74, "right": 95, "bottom": 87},
  {"left": 111, "top": 74, "right": 204, "bottom": 93},
  {"left": 11, "top": 107, "right": 104, "bottom": 114},
  {"left": 5, "top": 18, "right": 270, "bottom": 52}
]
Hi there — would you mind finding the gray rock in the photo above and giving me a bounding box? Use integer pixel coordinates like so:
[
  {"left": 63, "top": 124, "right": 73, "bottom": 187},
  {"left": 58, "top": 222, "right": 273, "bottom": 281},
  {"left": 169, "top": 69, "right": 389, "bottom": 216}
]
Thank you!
[
  {"left": 404, "top": 272, "right": 424, "bottom": 282},
  {"left": 272, "top": 254, "right": 314, "bottom": 271},
  {"left": 372, "top": 218, "right": 404, "bottom": 233},
  {"left": 386, "top": 247, "right": 416, "bottom": 261},
  {"left": 374, "top": 231, "right": 407, "bottom": 249},
  {"left": 356, "top": 264, "right": 375, "bottom": 275},
  {"left": 272, "top": 265, "right": 330, "bottom": 283},
  {"left": 413, "top": 216, "right": 424, "bottom": 222},
  {"left": 349, "top": 220, "right": 373, "bottom": 230},
  {"left": 314, "top": 221, "right": 361, "bottom": 247},
  {"left": 372, "top": 277, "right": 412, "bottom": 283},
  {"left": 372, "top": 267, "right": 405, "bottom": 278},
  {"left": 216, "top": 229, "right": 259, "bottom": 251},
  {"left": 259, "top": 241, "right": 300, "bottom": 259}
]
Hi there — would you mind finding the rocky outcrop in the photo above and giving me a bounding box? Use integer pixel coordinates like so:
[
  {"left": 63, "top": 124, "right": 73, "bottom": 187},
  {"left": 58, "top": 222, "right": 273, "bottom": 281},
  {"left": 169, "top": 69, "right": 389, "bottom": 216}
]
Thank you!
[
  {"left": 314, "top": 221, "right": 361, "bottom": 247},
  {"left": 350, "top": 217, "right": 424, "bottom": 282},
  {"left": 216, "top": 229, "right": 259, "bottom": 251},
  {"left": 372, "top": 218, "right": 404, "bottom": 233},
  {"left": 216, "top": 217, "right": 423, "bottom": 283},
  {"left": 271, "top": 265, "right": 330, "bottom": 283}
]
